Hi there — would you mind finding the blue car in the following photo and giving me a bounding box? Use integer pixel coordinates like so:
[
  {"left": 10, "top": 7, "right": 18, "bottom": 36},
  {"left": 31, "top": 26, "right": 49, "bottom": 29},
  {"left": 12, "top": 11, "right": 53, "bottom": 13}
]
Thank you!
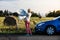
[{"left": 35, "top": 16, "right": 60, "bottom": 35}]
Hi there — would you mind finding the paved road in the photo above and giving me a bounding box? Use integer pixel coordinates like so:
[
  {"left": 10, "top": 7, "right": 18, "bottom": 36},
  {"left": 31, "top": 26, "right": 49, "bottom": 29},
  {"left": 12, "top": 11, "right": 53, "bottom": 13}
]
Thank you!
[{"left": 0, "top": 34, "right": 60, "bottom": 40}]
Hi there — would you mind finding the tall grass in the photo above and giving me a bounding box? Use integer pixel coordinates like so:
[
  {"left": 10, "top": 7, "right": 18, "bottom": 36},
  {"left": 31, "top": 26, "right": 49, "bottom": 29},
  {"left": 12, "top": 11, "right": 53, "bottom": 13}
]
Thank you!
[{"left": 0, "top": 17, "right": 54, "bottom": 33}]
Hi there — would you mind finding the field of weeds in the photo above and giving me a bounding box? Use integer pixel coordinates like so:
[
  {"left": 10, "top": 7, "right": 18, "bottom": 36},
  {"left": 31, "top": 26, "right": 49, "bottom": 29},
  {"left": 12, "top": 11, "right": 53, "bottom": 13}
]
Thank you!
[{"left": 0, "top": 17, "right": 54, "bottom": 33}]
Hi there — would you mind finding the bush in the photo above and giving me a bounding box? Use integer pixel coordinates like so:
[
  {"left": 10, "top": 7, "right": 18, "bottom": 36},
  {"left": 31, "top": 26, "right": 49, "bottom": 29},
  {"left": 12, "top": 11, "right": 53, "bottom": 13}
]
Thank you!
[
  {"left": 31, "top": 13, "right": 38, "bottom": 17},
  {"left": 46, "top": 10, "right": 60, "bottom": 17},
  {"left": 13, "top": 12, "right": 18, "bottom": 17}
]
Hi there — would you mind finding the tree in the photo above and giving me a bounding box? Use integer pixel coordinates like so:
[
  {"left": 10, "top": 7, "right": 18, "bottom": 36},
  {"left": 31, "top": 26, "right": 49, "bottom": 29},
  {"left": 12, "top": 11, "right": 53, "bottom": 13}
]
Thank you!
[
  {"left": 37, "top": 13, "right": 41, "bottom": 18},
  {"left": 46, "top": 11, "right": 53, "bottom": 17},
  {"left": 8, "top": 11, "right": 13, "bottom": 16},
  {"left": 13, "top": 12, "right": 18, "bottom": 17},
  {"left": 0, "top": 10, "right": 3, "bottom": 16},
  {"left": 31, "top": 11, "right": 39, "bottom": 17},
  {"left": 46, "top": 10, "right": 60, "bottom": 17},
  {"left": 3, "top": 10, "right": 9, "bottom": 16}
]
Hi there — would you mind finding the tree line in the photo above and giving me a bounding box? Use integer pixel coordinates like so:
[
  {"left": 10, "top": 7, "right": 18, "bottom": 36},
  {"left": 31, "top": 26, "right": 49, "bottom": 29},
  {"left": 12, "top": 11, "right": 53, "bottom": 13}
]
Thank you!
[
  {"left": 1, "top": 9, "right": 60, "bottom": 17},
  {"left": 0, "top": 10, "right": 19, "bottom": 17},
  {"left": 46, "top": 10, "right": 60, "bottom": 17},
  {"left": 0, "top": 10, "right": 40, "bottom": 17}
]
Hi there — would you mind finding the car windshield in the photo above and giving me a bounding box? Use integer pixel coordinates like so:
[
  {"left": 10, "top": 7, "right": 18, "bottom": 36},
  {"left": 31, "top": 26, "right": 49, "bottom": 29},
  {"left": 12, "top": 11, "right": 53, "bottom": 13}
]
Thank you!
[{"left": 53, "top": 16, "right": 60, "bottom": 20}]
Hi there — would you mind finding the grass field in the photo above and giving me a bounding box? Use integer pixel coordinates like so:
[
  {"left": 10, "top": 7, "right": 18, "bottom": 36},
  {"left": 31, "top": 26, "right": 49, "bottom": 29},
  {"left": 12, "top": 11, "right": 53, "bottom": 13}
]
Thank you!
[{"left": 0, "top": 17, "right": 54, "bottom": 33}]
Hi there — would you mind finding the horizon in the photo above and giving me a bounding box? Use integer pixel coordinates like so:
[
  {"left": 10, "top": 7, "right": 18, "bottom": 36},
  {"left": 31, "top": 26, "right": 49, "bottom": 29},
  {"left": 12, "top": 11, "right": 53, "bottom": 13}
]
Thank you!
[{"left": 0, "top": 0, "right": 60, "bottom": 17}]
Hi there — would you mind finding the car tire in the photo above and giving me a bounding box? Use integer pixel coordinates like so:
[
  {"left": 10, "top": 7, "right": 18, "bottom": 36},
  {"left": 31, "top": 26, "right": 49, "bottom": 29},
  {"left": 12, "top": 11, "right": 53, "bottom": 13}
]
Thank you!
[
  {"left": 35, "top": 27, "right": 40, "bottom": 34},
  {"left": 45, "top": 26, "right": 56, "bottom": 35}
]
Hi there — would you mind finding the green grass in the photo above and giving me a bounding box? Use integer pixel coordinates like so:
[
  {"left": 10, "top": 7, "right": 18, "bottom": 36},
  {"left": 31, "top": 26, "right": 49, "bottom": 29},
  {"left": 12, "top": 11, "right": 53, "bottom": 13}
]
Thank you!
[{"left": 0, "top": 17, "right": 54, "bottom": 33}]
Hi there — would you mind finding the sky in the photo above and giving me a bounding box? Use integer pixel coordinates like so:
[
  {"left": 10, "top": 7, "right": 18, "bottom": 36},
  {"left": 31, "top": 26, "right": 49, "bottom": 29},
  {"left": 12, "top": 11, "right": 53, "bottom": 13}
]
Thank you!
[{"left": 0, "top": 0, "right": 60, "bottom": 17}]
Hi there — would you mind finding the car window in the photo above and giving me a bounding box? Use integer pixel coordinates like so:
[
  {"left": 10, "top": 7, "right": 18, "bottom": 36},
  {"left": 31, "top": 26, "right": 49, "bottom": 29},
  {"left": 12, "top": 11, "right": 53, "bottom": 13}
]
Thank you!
[{"left": 58, "top": 18, "right": 60, "bottom": 21}]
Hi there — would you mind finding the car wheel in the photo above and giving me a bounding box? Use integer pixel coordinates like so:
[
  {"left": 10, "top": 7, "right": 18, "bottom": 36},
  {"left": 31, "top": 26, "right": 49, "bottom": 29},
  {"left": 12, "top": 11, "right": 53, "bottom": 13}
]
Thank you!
[
  {"left": 46, "top": 26, "right": 56, "bottom": 35},
  {"left": 35, "top": 27, "right": 39, "bottom": 34}
]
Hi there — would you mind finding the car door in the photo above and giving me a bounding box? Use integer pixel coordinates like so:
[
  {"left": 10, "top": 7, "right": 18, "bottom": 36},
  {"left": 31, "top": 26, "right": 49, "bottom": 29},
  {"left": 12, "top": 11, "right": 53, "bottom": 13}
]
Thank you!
[{"left": 57, "top": 18, "right": 60, "bottom": 31}]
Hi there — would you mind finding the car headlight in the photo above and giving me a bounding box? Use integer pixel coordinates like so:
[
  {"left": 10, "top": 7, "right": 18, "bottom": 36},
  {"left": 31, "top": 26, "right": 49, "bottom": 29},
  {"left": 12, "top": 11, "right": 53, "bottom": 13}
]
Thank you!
[{"left": 38, "top": 23, "right": 45, "bottom": 26}]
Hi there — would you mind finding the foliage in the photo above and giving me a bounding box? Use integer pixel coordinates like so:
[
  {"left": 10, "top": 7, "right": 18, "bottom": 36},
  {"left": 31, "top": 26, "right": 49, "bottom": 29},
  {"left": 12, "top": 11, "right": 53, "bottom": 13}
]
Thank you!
[
  {"left": 0, "top": 10, "right": 18, "bottom": 17},
  {"left": 46, "top": 10, "right": 60, "bottom": 17},
  {"left": 31, "top": 11, "right": 41, "bottom": 17},
  {"left": 0, "top": 10, "right": 3, "bottom": 16},
  {"left": 0, "top": 10, "right": 42, "bottom": 18},
  {"left": 31, "top": 13, "right": 38, "bottom": 17},
  {"left": 13, "top": 12, "right": 18, "bottom": 17}
]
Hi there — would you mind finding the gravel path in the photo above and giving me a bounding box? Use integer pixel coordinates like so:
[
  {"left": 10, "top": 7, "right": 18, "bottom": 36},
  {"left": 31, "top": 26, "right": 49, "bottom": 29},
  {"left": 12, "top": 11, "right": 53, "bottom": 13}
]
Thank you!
[{"left": 0, "top": 34, "right": 60, "bottom": 40}]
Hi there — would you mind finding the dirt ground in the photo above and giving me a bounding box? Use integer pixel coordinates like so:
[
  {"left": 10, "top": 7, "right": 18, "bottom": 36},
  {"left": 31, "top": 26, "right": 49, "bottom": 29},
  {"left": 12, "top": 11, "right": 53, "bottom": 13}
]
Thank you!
[{"left": 0, "top": 34, "right": 60, "bottom": 40}]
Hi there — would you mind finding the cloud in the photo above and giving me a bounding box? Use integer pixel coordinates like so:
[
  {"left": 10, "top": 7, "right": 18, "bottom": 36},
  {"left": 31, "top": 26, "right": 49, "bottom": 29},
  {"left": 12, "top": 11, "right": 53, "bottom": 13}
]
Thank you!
[
  {"left": 0, "top": 0, "right": 19, "bottom": 12},
  {"left": 0, "top": 0, "right": 60, "bottom": 13},
  {"left": 0, "top": 0, "right": 17, "bottom": 1}
]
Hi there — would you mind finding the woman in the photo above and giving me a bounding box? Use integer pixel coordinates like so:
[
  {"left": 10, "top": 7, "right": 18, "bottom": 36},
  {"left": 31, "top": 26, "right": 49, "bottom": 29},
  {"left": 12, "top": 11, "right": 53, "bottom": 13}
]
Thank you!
[{"left": 25, "top": 9, "right": 32, "bottom": 36}]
